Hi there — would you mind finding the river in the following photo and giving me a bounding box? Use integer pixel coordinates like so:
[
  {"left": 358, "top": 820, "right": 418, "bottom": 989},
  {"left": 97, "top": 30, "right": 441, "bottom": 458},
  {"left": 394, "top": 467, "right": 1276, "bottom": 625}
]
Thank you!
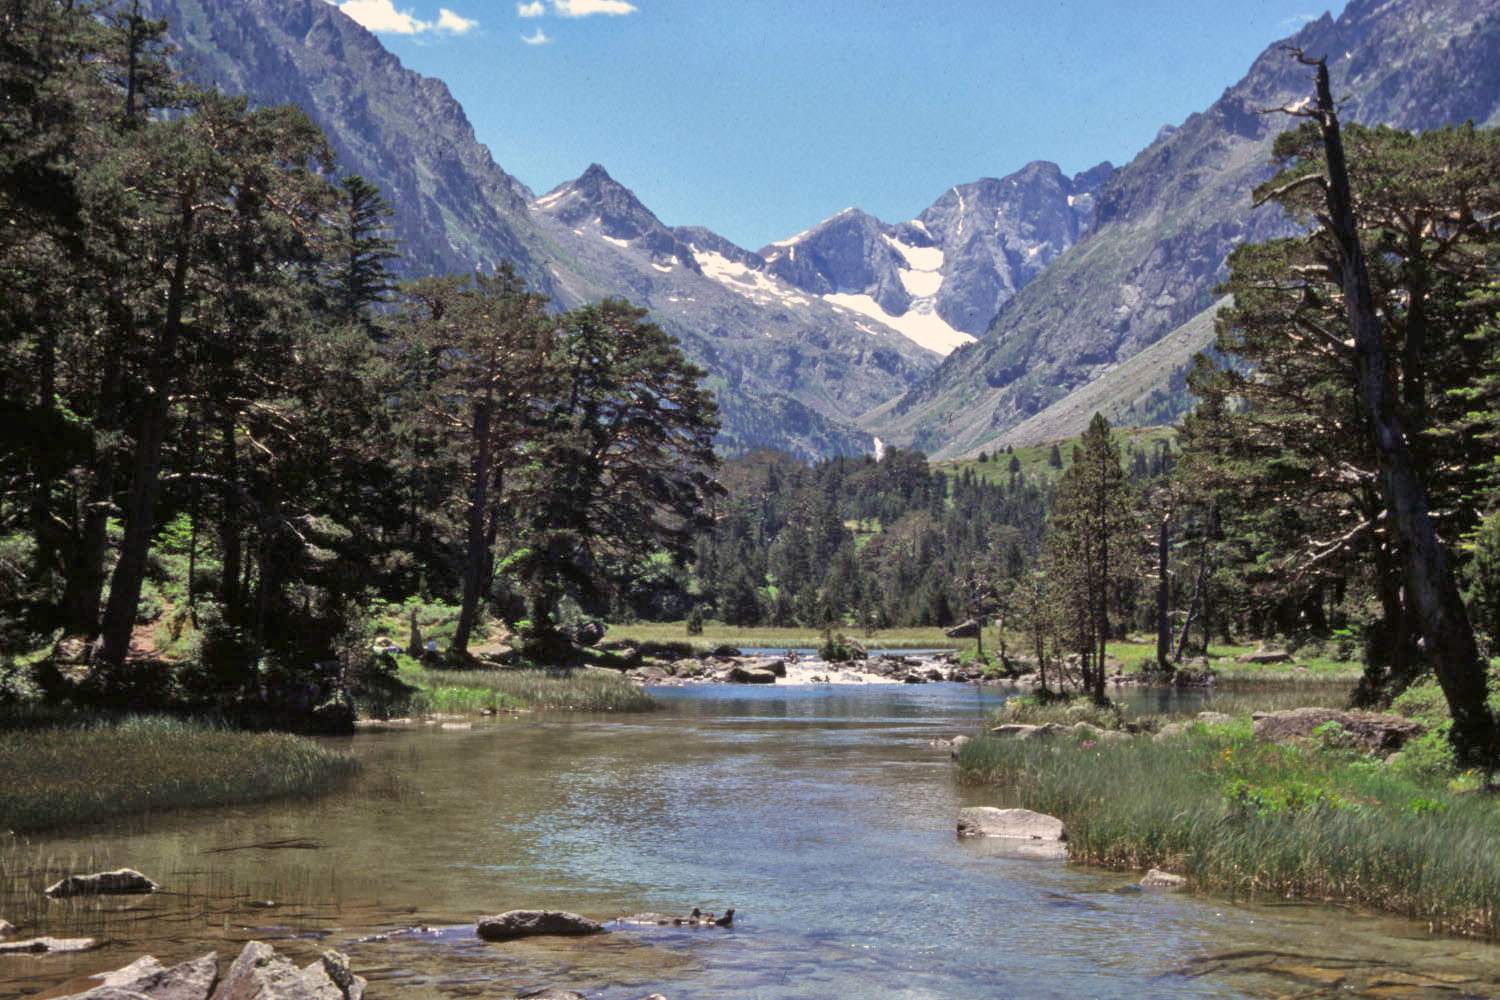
[{"left": 5, "top": 683, "right": 1500, "bottom": 999}]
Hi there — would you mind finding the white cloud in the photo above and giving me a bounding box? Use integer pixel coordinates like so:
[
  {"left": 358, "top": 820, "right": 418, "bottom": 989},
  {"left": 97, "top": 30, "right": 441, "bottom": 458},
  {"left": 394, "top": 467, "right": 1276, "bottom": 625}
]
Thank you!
[
  {"left": 338, "top": 0, "right": 478, "bottom": 35},
  {"left": 517, "top": 1, "right": 546, "bottom": 16},
  {"left": 340, "top": 0, "right": 428, "bottom": 33},
  {"left": 436, "top": 8, "right": 477, "bottom": 33},
  {"left": 521, "top": 27, "right": 550, "bottom": 44},
  {"left": 553, "top": 0, "right": 636, "bottom": 17}
]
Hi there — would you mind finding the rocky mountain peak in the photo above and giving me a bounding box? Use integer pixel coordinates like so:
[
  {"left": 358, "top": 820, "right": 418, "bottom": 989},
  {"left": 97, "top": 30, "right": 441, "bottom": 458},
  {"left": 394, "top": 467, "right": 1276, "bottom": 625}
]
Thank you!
[{"left": 535, "top": 164, "right": 700, "bottom": 271}]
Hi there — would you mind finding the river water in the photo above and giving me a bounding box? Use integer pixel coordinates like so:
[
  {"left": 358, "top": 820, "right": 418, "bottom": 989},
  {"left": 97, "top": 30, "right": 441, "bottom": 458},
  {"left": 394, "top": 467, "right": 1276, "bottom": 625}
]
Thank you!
[{"left": 6, "top": 682, "right": 1500, "bottom": 999}]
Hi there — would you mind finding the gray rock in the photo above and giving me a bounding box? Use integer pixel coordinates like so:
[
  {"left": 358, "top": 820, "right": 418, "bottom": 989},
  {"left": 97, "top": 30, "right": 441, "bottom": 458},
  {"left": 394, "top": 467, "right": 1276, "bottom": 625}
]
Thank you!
[
  {"left": 299, "top": 952, "right": 365, "bottom": 1000},
  {"left": 1252, "top": 707, "right": 1423, "bottom": 756},
  {"left": 944, "top": 619, "right": 981, "bottom": 639},
  {"left": 1196, "top": 711, "right": 1232, "bottom": 725},
  {"left": 46, "top": 868, "right": 159, "bottom": 897},
  {"left": 957, "top": 807, "right": 1066, "bottom": 841},
  {"left": 477, "top": 910, "right": 605, "bottom": 941},
  {"left": 0, "top": 918, "right": 13, "bottom": 938},
  {"left": 514, "top": 990, "right": 585, "bottom": 1000},
  {"left": 949, "top": 734, "right": 971, "bottom": 759},
  {"left": 987, "top": 722, "right": 1066, "bottom": 740},
  {"left": 1154, "top": 722, "right": 1188, "bottom": 742},
  {"left": 1140, "top": 868, "right": 1188, "bottom": 890}
]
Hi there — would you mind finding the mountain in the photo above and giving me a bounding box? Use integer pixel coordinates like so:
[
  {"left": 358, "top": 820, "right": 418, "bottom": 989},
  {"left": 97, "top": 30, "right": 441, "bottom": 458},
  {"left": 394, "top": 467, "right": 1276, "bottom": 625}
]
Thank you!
[
  {"left": 757, "top": 161, "right": 1114, "bottom": 355},
  {"left": 142, "top": 0, "right": 559, "bottom": 295},
  {"left": 874, "top": 0, "right": 1500, "bottom": 457},
  {"left": 142, "top": 0, "right": 939, "bottom": 459},
  {"left": 528, "top": 164, "right": 942, "bottom": 454}
]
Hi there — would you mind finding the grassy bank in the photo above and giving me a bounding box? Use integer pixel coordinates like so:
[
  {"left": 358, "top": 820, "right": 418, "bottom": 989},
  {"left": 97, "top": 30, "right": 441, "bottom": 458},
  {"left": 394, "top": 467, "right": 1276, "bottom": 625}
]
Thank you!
[
  {"left": 958, "top": 686, "right": 1500, "bottom": 938},
  {"left": 392, "top": 662, "right": 656, "bottom": 714},
  {"left": 0, "top": 716, "right": 359, "bottom": 833}
]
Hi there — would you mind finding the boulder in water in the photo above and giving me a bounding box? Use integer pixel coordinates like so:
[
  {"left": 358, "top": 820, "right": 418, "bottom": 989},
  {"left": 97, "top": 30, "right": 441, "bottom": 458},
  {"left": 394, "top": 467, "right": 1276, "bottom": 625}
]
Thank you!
[
  {"left": 477, "top": 910, "right": 604, "bottom": 941},
  {"left": 46, "top": 869, "right": 158, "bottom": 897},
  {"left": 1140, "top": 869, "right": 1187, "bottom": 890},
  {"left": 957, "top": 807, "right": 1066, "bottom": 841}
]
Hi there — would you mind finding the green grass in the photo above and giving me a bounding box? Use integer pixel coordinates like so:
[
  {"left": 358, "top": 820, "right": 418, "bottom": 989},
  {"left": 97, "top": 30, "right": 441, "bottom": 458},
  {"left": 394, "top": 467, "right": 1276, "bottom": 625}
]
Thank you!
[
  {"left": 393, "top": 661, "right": 655, "bottom": 714},
  {"left": 958, "top": 710, "right": 1500, "bottom": 939},
  {"left": 1103, "top": 638, "right": 1365, "bottom": 681},
  {"left": 0, "top": 716, "right": 359, "bottom": 833},
  {"left": 604, "top": 621, "right": 960, "bottom": 651}
]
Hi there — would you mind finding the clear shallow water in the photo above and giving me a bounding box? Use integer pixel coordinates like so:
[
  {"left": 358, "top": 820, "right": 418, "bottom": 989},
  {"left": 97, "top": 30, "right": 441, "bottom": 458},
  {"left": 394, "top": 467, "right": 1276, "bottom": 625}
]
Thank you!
[{"left": 5, "top": 683, "right": 1500, "bottom": 999}]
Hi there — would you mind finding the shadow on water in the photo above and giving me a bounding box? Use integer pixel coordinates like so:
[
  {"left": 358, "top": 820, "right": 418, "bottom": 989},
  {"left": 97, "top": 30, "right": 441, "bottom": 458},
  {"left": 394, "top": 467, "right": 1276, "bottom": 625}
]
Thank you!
[{"left": 4, "top": 681, "right": 1498, "bottom": 999}]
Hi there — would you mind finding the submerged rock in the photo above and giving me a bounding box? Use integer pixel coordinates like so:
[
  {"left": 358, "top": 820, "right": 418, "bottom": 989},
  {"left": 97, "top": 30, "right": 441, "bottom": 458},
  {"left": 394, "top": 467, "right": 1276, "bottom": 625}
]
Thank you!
[
  {"left": 615, "top": 907, "right": 733, "bottom": 928},
  {"left": 957, "top": 807, "right": 1066, "bottom": 842},
  {"left": 1140, "top": 869, "right": 1187, "bottom": 890},
  {"left": 46, "top": 868, "right": 159, "bottom": 897},
  {"left": 477, "top": 910, "right": 605, "bottom": 941},
  {"left": 0, "top": 936, "right": 100, "bottom": 955}
]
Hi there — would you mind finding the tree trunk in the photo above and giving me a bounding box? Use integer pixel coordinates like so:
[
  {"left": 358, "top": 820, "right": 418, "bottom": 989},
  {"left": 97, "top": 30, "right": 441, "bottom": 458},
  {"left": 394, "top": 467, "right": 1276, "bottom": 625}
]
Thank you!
[
  {"left": 95, "top": 190, "right": 196, "bottom": 670},
  {"left": 1307, "top": 57, "right": 1497, "bottom": 767},
  {"left": 452, "top": 400, "right": 493, "bottom": 657},
  {"left": 1156, "top": 514, "right": 1171, "bottom": 670}
]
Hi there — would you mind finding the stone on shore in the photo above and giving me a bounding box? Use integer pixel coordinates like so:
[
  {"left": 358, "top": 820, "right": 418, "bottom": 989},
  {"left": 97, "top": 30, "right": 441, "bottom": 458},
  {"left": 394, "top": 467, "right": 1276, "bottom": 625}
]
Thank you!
[
  {"left": 1237, "top": 647, "right": 1291, "bottom": 664},
  {"left": 1196, "top": 711, "right": 1232, "bottom": 725},
  {"left": 957, "top": 807, "right": 1066, "bottom": 841},
  {"left": 1140, "top": 869, "right": 1187, "bottom": 890},
  {"left": 514, "top": 990, "right": 586, "bottom": 1000},
  {"left": 945, "top": 619, "right": 981, "bottom": 638},
  {"left": 1252, "top": 707, "right": 1423, "bottom": 755},
  {"left": 0, "top": 918, "right": 13, "bottom": 938},
  {"left": 949, "top": 734, "right": 971, "bottom": 759},
  {"left": 477, "top": 910, "right": 605, "bottom": 941},
  {"left": 987, "top": 723, "right": 1066, "bottom": 740},
  {"left": 46, "top": 868, "right": 159, "bottom": 898}
]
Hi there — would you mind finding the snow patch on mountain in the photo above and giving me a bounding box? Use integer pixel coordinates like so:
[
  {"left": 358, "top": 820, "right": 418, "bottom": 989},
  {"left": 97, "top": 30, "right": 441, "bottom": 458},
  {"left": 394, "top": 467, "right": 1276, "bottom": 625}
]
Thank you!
[
  {"left": 824, "top": 292, "right": 973, "bottom": 354},
  {"left": 694, "top": 247, "right": 811, "bottom": 307}
]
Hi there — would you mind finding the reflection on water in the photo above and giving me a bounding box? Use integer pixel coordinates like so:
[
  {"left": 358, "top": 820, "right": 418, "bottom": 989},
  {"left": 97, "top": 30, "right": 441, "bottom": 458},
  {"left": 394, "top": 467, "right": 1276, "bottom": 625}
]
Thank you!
[{"left": 4, "top": 682, "right": 1499, "bottom": 999}]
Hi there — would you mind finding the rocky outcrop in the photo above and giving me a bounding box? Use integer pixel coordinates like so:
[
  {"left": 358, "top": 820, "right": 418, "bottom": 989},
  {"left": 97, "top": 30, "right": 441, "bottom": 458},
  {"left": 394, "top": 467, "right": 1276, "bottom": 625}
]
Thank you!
[
  {"left": 476, "top": 910, "right": 605, "bottom": 941},
  {"left": 957, "top": 807, "right": 1066, "bottom": 841},
  {"left": 46, "top": 869, "right": 159, "bottom": 897},
  {"left": 1252, "top": 707, "right": 1423, "bottom": 756},
  {"left": 0, "top": 918, "right": 13, "bottom": 938},
  {"left": 51, "top": 945, "right": 359, "bottom": 1000},
  {"left": 210, "top": 942, "right": 365, "bottom": 1000}
]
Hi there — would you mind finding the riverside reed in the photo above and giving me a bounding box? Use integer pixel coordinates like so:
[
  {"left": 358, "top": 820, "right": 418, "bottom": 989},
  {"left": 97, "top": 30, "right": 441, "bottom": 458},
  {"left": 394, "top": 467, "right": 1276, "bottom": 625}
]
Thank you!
[
  {"left": 0, "top": 717, "right": 359, "bottom": 833},
  {"left": 957, "top": 718, "right": 1500, "bottom": 938},
  {"left": 401, "top": 666, "right": 656, "bottom": 714}
]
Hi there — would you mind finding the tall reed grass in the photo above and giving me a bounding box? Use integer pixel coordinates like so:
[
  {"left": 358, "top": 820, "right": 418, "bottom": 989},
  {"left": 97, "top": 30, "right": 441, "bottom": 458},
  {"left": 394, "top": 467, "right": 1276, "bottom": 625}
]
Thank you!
[
  {"left": 957, "top": 723, "right": 1500, "bottom": 938},
  {"left": 0, "top": 716, "right": 358, "bottom": 832},
  {"left": 410, "top": 668, "right": 655, "bottom": 713}
]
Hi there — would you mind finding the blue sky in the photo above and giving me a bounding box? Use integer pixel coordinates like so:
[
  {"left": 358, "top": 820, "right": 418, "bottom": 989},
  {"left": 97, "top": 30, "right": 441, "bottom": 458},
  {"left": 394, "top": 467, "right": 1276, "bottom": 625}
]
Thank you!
[{"left": 335, "top": 0, "right": 1332, "bottom": 250}]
